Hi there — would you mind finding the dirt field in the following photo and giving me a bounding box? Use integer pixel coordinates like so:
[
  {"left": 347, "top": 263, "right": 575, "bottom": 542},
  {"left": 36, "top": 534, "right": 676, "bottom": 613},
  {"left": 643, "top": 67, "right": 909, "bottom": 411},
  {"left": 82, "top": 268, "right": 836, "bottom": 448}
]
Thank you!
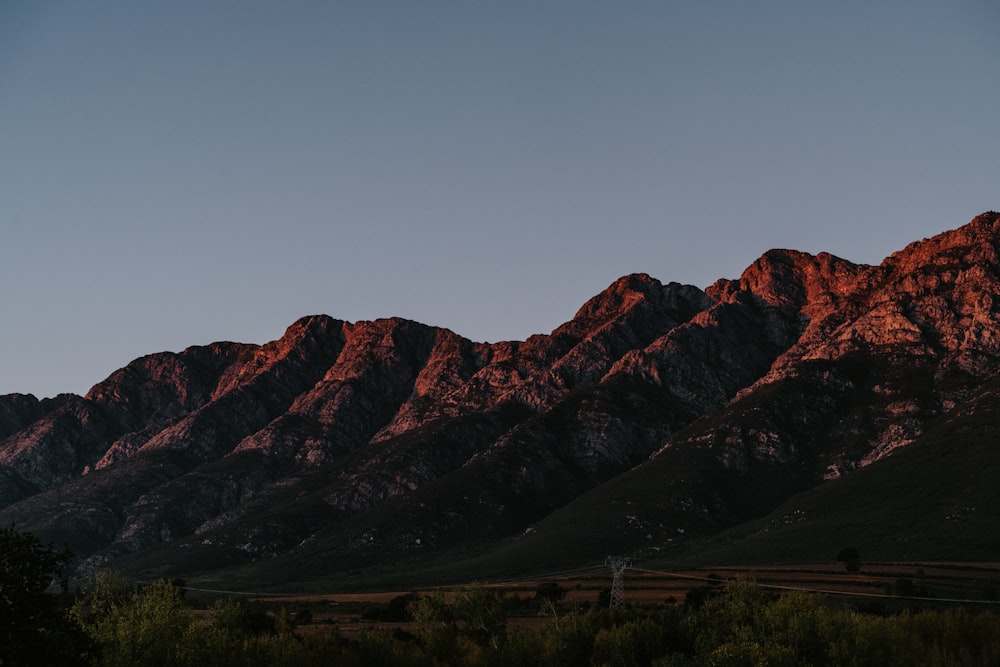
[{"left": 236, "top": 561, "right": 1000, "bottom": 637}]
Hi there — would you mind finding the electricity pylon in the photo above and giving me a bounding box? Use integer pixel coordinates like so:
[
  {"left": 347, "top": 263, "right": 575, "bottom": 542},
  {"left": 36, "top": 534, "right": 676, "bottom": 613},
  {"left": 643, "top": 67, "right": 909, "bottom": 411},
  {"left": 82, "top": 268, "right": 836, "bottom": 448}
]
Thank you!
[{"left": 605, "top": 555, "right": 631, "bottom": 609}]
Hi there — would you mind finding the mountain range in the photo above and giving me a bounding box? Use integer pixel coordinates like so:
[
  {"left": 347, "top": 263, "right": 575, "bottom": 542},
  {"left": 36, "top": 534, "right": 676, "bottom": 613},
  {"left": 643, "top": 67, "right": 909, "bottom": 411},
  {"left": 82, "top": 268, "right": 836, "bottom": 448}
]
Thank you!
[{"left": 3, "top": 212, "right": 999, "bottom": 588}]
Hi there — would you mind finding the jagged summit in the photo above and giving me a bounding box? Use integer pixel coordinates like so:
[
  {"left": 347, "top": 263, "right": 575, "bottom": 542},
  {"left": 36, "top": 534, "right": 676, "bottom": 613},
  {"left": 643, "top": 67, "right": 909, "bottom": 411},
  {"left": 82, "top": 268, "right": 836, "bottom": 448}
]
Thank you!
[{"left": 1, "top": 212, "right": 999, "bottom": 583}]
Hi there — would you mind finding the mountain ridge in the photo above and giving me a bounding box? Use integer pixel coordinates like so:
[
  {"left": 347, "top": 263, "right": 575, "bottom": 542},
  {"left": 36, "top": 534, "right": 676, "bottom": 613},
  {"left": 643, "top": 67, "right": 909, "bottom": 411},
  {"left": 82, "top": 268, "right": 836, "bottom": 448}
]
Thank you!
[{"left": 2, "top": 212, "right": 998, "bottom": 584}]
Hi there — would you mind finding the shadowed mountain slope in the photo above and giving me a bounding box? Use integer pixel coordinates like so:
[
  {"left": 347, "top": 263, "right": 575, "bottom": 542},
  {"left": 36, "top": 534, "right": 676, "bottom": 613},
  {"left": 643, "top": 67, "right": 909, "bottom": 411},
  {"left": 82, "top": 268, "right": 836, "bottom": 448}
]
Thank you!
[{"left": 2, "top": 212, "right": 998, "bottom": 585}]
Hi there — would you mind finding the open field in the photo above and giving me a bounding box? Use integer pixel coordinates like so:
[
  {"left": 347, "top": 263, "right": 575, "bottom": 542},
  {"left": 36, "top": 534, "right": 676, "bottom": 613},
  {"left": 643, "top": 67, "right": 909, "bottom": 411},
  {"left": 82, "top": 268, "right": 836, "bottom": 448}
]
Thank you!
[{"left": 201, "top": 561, "right": 1000, "bottom": 637}]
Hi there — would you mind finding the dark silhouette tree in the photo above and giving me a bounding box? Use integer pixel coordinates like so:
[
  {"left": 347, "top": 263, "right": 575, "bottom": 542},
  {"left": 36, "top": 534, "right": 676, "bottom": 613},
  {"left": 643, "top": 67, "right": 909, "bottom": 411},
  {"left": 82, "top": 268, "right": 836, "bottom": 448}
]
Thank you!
[
  {"left": 837, "top": 547, "right": 862, "bottom": 574},
  {"left": 534, "top": 581, "right": 568, "bottom": 605},
  {"left": 836, "top": 547, "right": 860, "bottom": 563},
  {"left": 0, "top": 525, "right": 90, "bottom": 666}
]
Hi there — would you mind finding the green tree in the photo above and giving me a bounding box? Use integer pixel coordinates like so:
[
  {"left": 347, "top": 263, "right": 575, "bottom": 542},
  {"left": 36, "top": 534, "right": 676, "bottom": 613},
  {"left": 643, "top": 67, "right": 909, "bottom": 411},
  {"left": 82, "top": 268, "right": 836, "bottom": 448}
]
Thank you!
[
  {"left": 409, "top": 591, "right": 466, "bottom": 662},
  {"left": 454, "top": 583, "right": 508, "bottom": 651},
  {"left": 69, "top": 570, "right": 134, "bottom": 631},
  {"left": 73, "top": 574, "right": 192, "bottom": 667}
]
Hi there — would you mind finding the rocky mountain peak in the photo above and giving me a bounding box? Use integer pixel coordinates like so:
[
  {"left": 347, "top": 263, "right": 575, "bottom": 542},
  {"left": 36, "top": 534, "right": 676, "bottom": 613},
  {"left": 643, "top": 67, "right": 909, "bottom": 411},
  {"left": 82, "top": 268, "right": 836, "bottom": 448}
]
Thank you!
[
  {"left": 566, "top": 273, "right": 665, "bottom": 327},
  {"left": 2, "top": 212, "right": 999, "bottom": 584},
  {"left": 708, "top": 248, "right": 866, "bottom": 316},
  {"left": 211, "top": 314, "right": 344, "bottom": 398},
  {"left": 0, "top": 394, "right": 70, "bottom": 441},
  {"left": 886, "top": 211, "right": 1000, "bottom": 276},
  {"left": 84, "top": 342, "right": 254, "bottom": 430},
  {"left": 735, "top": 212, "right": 1000, "bottom": 464}
]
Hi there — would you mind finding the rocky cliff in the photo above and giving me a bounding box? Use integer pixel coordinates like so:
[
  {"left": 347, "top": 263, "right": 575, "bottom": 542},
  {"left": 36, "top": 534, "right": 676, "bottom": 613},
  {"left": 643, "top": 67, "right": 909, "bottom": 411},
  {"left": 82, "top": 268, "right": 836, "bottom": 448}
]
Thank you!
[{"left": 2, "top": 212, "right": 999, "bottom": 584}]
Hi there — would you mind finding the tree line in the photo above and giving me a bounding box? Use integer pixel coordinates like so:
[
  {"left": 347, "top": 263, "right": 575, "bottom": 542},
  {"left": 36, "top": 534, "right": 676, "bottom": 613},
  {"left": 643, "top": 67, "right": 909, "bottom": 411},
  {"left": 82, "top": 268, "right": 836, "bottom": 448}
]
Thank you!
[{"left": 3, "top": 525, "right": 1000, "bottom": 666}]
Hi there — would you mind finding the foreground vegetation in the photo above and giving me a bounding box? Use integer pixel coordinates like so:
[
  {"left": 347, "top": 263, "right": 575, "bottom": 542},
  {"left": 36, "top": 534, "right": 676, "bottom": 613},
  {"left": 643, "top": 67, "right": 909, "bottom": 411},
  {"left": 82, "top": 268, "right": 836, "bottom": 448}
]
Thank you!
[{"left": 4, "top": 527, "right": 1000, "bottom": 666}]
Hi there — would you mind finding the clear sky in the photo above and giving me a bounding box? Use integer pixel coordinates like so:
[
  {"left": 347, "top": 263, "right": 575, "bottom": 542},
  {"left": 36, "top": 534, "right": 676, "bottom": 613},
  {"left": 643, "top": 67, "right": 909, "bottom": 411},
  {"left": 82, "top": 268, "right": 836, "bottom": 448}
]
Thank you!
[{"left": 1, "top": 1, "right": 997, "bottom": 398}]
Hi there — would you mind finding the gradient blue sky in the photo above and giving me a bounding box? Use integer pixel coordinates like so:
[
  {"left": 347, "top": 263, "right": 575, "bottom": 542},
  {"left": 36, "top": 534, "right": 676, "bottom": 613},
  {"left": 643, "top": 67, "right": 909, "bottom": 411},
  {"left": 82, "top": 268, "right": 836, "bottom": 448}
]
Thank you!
[{"left": 1, "top": 1, "right": 998, "bottom": 398}]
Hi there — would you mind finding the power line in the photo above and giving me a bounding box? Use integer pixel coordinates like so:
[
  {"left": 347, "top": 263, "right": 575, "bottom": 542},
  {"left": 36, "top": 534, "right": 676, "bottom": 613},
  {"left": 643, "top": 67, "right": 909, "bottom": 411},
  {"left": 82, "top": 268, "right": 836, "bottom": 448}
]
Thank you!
[
  {"left": 138, "top": 562, "right": 1000, "bottom": 607},
  {"left": 629, "top": 566, "right": 1000, "bottom": 606},
  {"left": 605, "top": 556, "right": 631, "bottom": 609},
  {"left": 139, "top": 562, "right": 610, "bottom": 600}
]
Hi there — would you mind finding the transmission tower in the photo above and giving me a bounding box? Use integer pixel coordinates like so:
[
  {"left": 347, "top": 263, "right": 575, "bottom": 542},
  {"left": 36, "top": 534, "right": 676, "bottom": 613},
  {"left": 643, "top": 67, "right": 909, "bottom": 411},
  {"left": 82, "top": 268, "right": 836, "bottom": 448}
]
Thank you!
[{"left": 605, "top": 555, "right": 631, "bottom": 609}]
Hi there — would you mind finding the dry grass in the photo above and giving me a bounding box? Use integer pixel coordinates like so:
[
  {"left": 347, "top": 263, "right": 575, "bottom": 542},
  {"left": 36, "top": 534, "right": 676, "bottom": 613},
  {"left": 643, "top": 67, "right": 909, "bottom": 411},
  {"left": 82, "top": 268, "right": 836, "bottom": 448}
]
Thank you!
[{"left": 237, "top": 561, "right": 1000, "bottom": 638}]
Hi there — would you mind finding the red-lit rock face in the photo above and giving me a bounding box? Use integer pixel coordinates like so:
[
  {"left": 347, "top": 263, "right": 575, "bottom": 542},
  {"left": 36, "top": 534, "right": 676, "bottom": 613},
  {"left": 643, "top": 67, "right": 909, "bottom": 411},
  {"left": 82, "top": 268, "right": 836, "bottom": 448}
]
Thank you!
[{"left": 1, "top": 212, "right": 998, "bottom": 578}]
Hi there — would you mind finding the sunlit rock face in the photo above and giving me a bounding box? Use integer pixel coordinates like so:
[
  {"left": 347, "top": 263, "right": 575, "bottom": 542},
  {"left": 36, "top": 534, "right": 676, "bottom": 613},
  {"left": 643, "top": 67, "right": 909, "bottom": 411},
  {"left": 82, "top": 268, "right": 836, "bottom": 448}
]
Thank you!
[
  {"left": 1, "top": 212, "right": 999, "bottom": 579},
  {"left": 727, "top": 212, "right": 1000, "bottom": 471}
]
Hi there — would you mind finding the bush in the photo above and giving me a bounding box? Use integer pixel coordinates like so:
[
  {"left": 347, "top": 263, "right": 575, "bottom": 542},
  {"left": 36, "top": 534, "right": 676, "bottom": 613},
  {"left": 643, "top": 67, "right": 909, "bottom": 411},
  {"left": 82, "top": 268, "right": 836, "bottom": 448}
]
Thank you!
[
  {"left": 592, "top": 616, "right": 667, "bottom": 667},
  {"left": 210, "top": 597, "right": 277, "bottom": 637}
]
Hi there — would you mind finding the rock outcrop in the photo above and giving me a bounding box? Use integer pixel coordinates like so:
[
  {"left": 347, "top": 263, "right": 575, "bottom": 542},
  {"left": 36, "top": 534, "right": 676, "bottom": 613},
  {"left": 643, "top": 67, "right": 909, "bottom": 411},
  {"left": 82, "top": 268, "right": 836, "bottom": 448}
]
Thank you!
[{"left": 1, "top": 212, "right": 999, "bottom": 583}]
